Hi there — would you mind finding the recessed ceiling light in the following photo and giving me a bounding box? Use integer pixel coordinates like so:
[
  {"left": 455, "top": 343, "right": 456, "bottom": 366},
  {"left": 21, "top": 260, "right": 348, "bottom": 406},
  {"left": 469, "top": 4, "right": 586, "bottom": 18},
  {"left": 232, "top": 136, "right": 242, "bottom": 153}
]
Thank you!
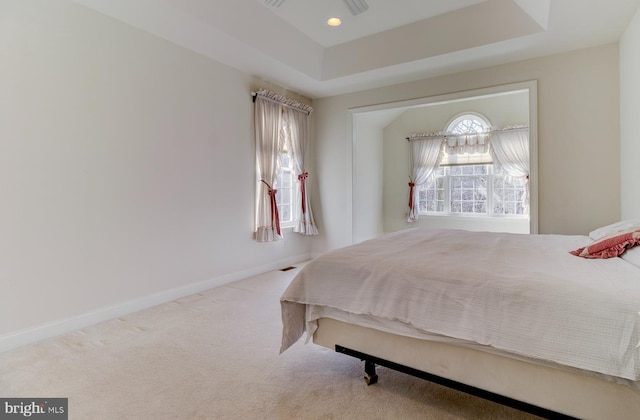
[{"left": 327, "top": 17, "right": 342, "bottom": 27}]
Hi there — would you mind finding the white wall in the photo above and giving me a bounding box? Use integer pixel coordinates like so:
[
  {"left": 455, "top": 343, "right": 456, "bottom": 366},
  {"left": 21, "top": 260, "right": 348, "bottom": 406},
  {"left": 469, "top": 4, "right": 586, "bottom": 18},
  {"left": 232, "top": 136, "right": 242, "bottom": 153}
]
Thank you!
[
  {"left": 0, "top": 0, "right": 310, "bottom": 350},
  {"left": 620, "top": 6, "right": 640, "bottom": 219},
  {"left": 382, "top": 92, "right": 530, "bottom": 234},
  {"left": 352, "top": 114, "right": 384, "bottom": 243},
  {"left": 312, "top": 44, "right": 621, "bottom": 254}
]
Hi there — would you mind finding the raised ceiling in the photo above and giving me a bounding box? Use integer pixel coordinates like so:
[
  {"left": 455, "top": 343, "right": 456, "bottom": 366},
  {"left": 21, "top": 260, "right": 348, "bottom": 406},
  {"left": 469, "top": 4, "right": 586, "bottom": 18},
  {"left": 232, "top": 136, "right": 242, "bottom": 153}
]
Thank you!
[{"left": 73, "top": 0, "right": 640, "bottom": 98}]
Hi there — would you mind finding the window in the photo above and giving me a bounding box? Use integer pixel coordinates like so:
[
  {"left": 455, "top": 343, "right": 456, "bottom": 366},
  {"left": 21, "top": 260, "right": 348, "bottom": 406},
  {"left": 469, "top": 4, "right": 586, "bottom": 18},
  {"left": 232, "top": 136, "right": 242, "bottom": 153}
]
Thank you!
[
  {"left": 450, "top": 115, "right": 486, "bottom": 135},
  {"left": 419, "top": 165, "right": 527, "bottom": 216},
  {"left": 418, "top": 114, "right": 527, "bottom": 217},
  {"left": 254, "top": 89, "right": 317, "bottom": 241},
  {"left": 276, "top": 151, "right": 295, "bottom": 227}
]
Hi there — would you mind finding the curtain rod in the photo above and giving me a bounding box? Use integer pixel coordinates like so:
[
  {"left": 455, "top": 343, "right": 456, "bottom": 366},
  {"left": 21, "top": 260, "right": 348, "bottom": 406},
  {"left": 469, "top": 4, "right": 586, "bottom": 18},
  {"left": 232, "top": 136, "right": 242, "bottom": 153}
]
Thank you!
[
  {"left": 405, "top": 126, "right": 528, "bottom": 141},
  {"left": 251, "top": 91, "right": 312, "bottom": 115}
]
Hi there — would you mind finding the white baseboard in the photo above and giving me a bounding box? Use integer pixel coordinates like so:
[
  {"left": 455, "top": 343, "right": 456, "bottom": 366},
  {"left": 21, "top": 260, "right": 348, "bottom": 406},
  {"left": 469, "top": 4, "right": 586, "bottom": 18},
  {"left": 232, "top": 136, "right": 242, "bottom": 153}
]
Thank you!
[{"left": 0, "top": 253, "right": 310, "bottom": 353}]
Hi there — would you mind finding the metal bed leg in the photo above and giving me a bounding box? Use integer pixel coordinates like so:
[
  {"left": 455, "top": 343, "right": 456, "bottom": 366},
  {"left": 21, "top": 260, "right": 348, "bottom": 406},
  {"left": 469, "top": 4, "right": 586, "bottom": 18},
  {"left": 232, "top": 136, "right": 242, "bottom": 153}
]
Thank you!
[{"left": 364, "top": 360, "right": 378, "bottom": 385}]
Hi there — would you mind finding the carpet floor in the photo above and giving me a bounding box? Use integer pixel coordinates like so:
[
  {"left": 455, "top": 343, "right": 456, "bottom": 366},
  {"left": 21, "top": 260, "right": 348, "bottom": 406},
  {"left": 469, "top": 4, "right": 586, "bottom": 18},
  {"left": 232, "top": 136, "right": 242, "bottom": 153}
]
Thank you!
[{"left": 0, "top": 265, "right": 541, "bottom": 419}]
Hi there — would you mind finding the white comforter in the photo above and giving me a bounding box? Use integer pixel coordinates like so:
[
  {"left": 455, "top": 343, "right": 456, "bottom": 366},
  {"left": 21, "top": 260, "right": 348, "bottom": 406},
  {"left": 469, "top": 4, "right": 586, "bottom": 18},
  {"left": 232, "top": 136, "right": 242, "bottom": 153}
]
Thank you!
[{"left": 280, "top": 228, "right": 640, "bottom": 381}]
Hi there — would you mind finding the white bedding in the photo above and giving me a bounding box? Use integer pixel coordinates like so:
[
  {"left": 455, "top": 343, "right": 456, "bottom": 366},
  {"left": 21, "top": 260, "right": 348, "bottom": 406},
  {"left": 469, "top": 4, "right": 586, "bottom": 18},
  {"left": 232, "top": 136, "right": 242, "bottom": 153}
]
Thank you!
[{"left": 280, "top": 228, "right": 640, "bottom": 381}]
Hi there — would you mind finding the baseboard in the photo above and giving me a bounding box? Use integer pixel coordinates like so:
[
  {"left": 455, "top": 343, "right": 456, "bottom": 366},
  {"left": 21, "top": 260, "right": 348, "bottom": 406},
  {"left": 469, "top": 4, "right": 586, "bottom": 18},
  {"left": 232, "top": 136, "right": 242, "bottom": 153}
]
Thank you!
[{"left": 0, "top": 253, "right": 311, "bottom": 353}]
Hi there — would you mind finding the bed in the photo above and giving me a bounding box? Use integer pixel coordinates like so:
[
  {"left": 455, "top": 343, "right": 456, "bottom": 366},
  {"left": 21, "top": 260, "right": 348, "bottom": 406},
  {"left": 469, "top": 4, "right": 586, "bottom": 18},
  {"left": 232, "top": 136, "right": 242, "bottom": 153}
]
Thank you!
[{"left": 280, "top": 226, "right": 640, "bottom": 419}]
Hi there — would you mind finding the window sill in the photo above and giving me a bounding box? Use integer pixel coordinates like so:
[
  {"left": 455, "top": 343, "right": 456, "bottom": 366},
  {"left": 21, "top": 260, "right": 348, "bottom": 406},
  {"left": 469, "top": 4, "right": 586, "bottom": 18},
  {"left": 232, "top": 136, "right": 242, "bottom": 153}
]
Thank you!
[
  {"left": 280, "top": 225, "right": 294, "bottom": 234},
  {"left": 419, "top": 213, "right": 528, "bottom": 220}
]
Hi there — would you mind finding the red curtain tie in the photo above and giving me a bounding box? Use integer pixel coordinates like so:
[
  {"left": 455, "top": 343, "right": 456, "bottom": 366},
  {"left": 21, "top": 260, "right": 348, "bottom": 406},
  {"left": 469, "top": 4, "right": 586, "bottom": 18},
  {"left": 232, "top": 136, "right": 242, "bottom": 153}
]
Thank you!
[
  {"left": 298, "top": 172, "right": 309, "bottom": 213},
  {"left": 261, "top": 180, "right": 281, "bottom": 236},
  {"left": 408, "top": 182, "right": 416, "bottom": 210}
]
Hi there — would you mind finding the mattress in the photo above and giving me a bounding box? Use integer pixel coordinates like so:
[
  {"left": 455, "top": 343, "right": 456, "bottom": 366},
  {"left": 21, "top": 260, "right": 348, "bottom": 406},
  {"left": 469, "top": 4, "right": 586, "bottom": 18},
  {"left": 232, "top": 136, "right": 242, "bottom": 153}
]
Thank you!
[{"left": 281, "top": 228, "right": 640, "bottom": 382}]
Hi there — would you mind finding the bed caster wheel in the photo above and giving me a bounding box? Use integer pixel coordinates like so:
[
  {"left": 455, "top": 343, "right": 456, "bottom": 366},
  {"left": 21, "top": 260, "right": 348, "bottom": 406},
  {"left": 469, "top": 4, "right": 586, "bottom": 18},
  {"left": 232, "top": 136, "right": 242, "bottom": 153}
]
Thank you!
[{"left": 364, "top": 374, "right": 378, "bottom": 386}]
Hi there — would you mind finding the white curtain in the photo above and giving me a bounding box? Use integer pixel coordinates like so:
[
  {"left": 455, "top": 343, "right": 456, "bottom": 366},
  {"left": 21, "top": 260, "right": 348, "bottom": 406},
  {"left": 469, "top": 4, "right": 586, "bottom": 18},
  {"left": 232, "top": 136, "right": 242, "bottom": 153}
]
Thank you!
[
  {"left": 407, "top": 137, "right": 444, "bottom": 222},
  {"left": 254, "top": 96, "right": 282, "bottom": 242},
  {"left": 282, "top": 106, "right": 318, "bottom": 236},
  {"left": 490, "top": 127, "right": 530, "bottom": 211}
]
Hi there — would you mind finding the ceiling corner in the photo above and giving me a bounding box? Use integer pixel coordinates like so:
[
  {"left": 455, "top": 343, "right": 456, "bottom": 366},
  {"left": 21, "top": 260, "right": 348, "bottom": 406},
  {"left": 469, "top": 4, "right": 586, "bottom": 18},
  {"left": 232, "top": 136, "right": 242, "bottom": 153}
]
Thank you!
[{"left": 513, "top": 0, "right": 551, "bottom": 30}]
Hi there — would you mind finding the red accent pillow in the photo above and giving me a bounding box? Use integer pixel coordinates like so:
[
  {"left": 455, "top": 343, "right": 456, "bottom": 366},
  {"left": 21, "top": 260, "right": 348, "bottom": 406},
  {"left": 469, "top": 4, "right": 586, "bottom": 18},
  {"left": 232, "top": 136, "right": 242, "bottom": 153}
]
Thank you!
[{"left": 571, "top": 229, "right": 640, "bottom": 259}]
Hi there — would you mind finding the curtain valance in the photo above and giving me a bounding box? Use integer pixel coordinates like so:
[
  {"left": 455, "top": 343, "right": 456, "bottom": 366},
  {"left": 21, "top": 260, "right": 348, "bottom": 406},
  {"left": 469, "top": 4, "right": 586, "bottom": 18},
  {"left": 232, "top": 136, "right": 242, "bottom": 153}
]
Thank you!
[
  {"left": 252, "top": 89, "right": 313, "bottom": 115},
  {"left": 445, "top": 133, "right": 489, "bottom": 155},
  {"left": 407, "top": 125, "right": 527, "bottom": 162}
]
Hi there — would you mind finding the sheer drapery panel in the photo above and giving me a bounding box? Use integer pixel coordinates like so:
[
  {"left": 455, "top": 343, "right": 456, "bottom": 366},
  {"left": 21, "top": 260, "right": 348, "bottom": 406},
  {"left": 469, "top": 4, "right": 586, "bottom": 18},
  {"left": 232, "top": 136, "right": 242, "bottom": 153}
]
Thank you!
[
  {"left": 282, "top": 106, "right": 318, "bottom": 235},
  {"left": 254, "top": 96, "right": 282, "bottom": 242},
  {"left": 407, "top": 136, "right": 445, "bottom": 222},
  {"left": 489, "top": 127, "right": 530, "bottom": 212}
]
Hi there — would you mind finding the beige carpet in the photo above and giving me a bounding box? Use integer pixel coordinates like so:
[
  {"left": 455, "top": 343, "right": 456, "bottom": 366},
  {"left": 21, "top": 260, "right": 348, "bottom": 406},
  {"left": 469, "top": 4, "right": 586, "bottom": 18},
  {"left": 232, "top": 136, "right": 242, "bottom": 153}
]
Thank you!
[{"left": 0, "top": 266, "right": 541, "bottom": 419}]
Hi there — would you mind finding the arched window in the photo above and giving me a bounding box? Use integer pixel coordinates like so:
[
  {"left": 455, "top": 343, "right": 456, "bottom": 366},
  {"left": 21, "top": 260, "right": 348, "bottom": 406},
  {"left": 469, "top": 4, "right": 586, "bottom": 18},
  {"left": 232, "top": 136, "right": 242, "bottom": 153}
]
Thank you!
[
  {"left": 441, "top": 113, "right": 492, "bottom": 166},
  {"left": 418, "top": 113, "right": 528, "bottom": 217},
  {"left": 447, "top": 113, "right": 490, "bottom": 134}
]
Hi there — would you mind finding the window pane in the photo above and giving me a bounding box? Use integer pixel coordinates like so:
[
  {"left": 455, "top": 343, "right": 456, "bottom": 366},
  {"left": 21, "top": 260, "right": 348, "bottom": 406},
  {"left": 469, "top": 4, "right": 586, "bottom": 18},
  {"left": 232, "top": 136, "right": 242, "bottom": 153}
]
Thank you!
[
  {"left": 418, "top": 189, "right": 427, "bottom": 212},
  {"left": 280, "top": 153, "right": 289, "bottom": 167},
  {"left": 276, "top": 151, "right": 295, "bottom": 226},
  {"left": 462, "top": 178, "right": 475, "bottom": 188},
  {"left": 492, "top": 173, "right": 527, "bottom": 216},
  {"left": 417, "top": 172, "right": 445, "bottom": 214},
  {"left": 280, "top": 189, "right": 291, "bottom": 204},
  {"left": 448, "top": 165, "right": 488, "bottom": 215},
  {"left": 474, "top": 165, "right": 487, "bottom": 175},
  {"left": 279, "top": 204, "right": 291, "bottom": 222},
  {"left": 280, "top": 172, "right": 292, "bottom": 188}
]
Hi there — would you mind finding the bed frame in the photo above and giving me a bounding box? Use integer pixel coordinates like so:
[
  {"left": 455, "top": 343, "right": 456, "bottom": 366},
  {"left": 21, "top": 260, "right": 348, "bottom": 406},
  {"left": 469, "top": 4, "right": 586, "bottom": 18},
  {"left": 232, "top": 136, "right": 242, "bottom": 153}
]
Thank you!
[{"left": 313, "top": 318, "right": 640, "bottom": 420}]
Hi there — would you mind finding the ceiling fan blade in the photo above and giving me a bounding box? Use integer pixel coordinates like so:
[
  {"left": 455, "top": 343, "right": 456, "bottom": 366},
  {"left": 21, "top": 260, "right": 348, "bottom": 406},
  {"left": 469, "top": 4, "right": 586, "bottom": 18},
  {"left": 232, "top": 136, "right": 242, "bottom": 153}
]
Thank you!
[
  {"left": 343, "top": 0, "right": 369, "bottom": 16},
  {"left": 264, "top": 0, "right": 285, "bottom": 7}
]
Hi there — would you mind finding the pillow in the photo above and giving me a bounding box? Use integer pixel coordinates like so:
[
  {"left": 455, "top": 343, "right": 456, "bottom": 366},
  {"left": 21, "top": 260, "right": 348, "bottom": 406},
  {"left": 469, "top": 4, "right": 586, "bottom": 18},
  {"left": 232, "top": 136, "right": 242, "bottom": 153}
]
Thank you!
[
  {"left": 571, "top": 228, "right": 640, "bottom": 259},
  {"left": 621, "top": 247, "right": 640, "bottom": 268},
  {"left": 589, "top": 218, "right": 640, "bottom": 240}
]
